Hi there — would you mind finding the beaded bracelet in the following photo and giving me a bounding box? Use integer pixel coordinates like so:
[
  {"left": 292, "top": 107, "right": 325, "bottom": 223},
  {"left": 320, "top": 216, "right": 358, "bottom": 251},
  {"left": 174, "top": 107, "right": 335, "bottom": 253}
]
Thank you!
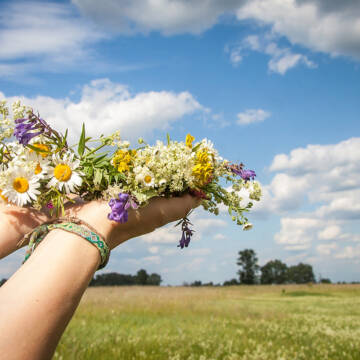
[{"left": 19, "top": 217, "right": 110, "bottom": 270}]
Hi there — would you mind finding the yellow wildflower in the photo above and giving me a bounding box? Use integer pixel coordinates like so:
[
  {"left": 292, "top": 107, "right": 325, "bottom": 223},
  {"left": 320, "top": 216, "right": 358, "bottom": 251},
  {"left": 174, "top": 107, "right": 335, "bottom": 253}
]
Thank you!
[
  {"left": 186, "top": 133, "right": 195, "bottom": 148},
  {"left": 192, "top": 149, "right": 214, "bottom": 186},
  {"left": 31, "top": 143, "right": 50, "bottom": 158},
  {"left": 112, "top": 149, "right": 136, "bottom": 173}
]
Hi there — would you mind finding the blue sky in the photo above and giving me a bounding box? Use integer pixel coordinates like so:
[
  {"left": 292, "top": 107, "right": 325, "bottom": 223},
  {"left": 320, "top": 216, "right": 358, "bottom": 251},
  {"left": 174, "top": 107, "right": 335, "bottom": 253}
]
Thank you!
[{"left": 1, "top": 0, "right": 360, "bottom": 285}]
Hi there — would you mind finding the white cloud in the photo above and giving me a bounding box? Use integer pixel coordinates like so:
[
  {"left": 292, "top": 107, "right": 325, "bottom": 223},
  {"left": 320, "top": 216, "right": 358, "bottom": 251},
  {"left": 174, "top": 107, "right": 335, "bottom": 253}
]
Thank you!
[
  {"left": 140, "top": 225, "right": 181, "bottom": 244},
  {"left": 316, "top": 243, "right": 337, "bottom": 255},
  {"left": 148, "top": 246, "right": 159, "bottom": 254},
  {"left": 270, "top": 138, "right": 360, "bottom": 175},
  {"left": 275, "top": 217, "right": 321, "bottom": 250},
  {"left": 236, "top": 109, "right": 270, "bottom": 125},
  {"left": 213, "top": 233, "right": 226, "bottom": 240},
  {"left": 265, "top": 137, "right": 360, "bottom": 259},
  {"left": 267, "top": 138, "right": 360, "bottom": 213},
  {"left": 0, "top": 78, "right": 205, "bottom": 142},
  {"left": 317, "top": 225, "right": 341, "bottom": 241},
  {"left": 72, "top": 0, "right": 241, "bottom": 35},
  {"left": 72, "top": 0, "right": 360, "bottom": 62},
  {"left": 236, "top": 0, "right": 360, "bottom": 60},
  {"left": 0, "top": 1, "right": 105, "bottom": 76},
  {"left": 195, "top": 218, "right": 227, "bottom": 232},
  {"left": 228, "top": 35, "right": 316, "bottom": 74},
  {"left": 142, "top": 255, "right": 161, "bottom": 264},
  {"left": 334, "top": 245, "right": 360, "bottom": 260}
]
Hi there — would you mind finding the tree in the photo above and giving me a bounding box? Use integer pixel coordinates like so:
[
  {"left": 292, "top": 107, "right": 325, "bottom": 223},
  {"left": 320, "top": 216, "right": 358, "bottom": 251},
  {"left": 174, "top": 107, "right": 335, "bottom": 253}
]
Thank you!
[
  {"left": 260, "top": 259, "right": 288, "bottom": 284},
  {"left": 287, "top": 263, "right": 315, "bottom": 284},
  {"left": 147, "top": 273, "right": 162, "bottom": 286},
  {"left": 237, "top": 249, "right": 259, "bottom": 285},
  {"left": 223, "top": 278, "right": 239, "bottom": 286},
  {"left": 136, "top": 269, "right": 149, "bottom": 285}
]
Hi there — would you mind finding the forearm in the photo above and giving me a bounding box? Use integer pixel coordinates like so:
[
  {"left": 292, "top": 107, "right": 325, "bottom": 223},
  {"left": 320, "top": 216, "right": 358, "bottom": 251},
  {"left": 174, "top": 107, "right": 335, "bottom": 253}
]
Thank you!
[
  {"left": 0, "top": 229, "right": 100, "bottom": 360},
  {"left": 0, "top": 204, "right": 49, "bottom": 258}
]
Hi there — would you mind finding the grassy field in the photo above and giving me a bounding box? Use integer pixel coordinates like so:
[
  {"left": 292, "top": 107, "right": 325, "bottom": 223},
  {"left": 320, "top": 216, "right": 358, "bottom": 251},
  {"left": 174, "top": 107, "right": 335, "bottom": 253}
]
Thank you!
[{"left": 54, "top": 284, "right": 360, "bottom": 360}]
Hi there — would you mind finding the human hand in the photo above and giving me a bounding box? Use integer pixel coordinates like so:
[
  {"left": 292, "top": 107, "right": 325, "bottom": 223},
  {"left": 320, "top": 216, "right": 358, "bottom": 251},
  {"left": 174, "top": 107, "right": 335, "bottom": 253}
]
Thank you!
[
  {"left": 65, "top": 194, "right": 201, "bottom": 250},
  {"left": 0, "top": 204, "right": 50, "bottom": 258}
]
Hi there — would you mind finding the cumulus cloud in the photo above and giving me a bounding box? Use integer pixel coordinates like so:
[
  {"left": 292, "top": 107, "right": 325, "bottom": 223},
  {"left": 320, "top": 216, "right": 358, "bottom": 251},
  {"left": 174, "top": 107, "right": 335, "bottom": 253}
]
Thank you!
[
  {"left": 72, "top": 0, "right": 241, "bottom": 35},
  {"left": 228, "top": 35, "right": 316, "bottom": 74},
  {"left": 316, "top": 243, "right": 337, "bottom": 256},
  {"left": 71, "top": 0, "right": 360, "bottom": 62},
  {"left": 236, "top": 108, "right": 270, "bottom": 125},
  {"left": 0, "top": 1, "right": 105, "bottom": 76},
  {"left": 0, "top": 78, "right": 205, "bottom": 141},
  {"left": 275, "top": 217, "right": 321, "bottom": 250},
  {"left": 334, "top": 245, "right": 360, "bottom": 260},
  {"left": 140, "top": 216, "right": 226, "bottom": 245},
  {"left": 236, "top": 0, "right": 360, "bottom": 60},
  {"left": 266, "top": 137, "right": 360, "bottom": 259},
  {"left": 317, "top": 225, "right": 341, "bottom": 241}
]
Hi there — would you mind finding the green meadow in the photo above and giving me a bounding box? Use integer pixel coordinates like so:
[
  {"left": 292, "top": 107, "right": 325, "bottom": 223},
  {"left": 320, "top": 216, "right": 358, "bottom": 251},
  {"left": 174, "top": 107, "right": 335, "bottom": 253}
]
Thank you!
[{"left": 55, "top": 284, "right": 360, "bottom": 360}]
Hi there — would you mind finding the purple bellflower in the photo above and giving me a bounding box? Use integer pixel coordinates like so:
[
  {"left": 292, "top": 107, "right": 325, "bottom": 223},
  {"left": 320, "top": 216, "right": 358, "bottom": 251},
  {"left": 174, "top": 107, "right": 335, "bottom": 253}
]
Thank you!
[
  {"left": 108, "top": 193, "right": 138, "bottom": 223},
  {"left": 14, "top": 118, "right": 43, "bottom": 145},
  {"left": 14, "top": 111, "right": 56, "bottom": 146},
  {"left": 227, "top": 163, "right": 256, "bottom": 181},
  {"left": 177, "top": 218, "right": 194, "bottom": 249}
]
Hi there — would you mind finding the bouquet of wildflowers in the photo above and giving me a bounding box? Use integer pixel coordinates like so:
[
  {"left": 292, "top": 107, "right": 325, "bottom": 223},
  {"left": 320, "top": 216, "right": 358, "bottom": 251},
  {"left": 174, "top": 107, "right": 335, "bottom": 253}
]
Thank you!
[{"left": 0, "top": 100, "right": 261, "bottom": 248}]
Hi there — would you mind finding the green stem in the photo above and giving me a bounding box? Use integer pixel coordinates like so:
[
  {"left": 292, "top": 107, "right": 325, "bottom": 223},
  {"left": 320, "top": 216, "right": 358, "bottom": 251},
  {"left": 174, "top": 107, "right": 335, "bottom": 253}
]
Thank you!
[{"left": 84, "top": 143, "right": 107, "bottom": 158}]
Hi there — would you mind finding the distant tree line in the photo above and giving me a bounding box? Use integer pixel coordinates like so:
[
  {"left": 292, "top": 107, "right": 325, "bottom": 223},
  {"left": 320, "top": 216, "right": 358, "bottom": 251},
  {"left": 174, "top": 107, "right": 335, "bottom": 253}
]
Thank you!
[
  {"left": 186, "top": 249, "right": 337, "bottom": 286},
  {"left": 89, "top": 269, "right": 162, "bottom": 286},
  {"left": 235, "top": 249, "right": 317, "bottom": 285}
]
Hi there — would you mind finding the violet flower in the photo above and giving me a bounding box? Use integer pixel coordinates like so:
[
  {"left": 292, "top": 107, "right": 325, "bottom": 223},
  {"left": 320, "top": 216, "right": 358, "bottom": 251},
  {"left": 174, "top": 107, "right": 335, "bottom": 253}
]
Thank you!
[
  {"left": 177, "top": 218, "right": 194, "bottom": 249},
  {"left": 108, "top": 193, "right": 138, "bottom": 223},
  {"left": 227, "top": 163, "right": 256, "bottom": 181},
  {"left": 14, "top": 118, "right": 43, "bottom": 145},
  {"left": 14, "top": 112, "right": 56, "bottom": 145},
  {"left": 46, "top": 201, "right": 54, "bottom": 209}
]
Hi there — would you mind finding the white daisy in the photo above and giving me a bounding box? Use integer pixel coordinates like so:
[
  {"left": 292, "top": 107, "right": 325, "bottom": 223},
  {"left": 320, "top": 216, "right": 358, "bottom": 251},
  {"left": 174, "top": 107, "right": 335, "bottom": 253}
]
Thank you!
[
  {"left": 2, "top": 167, "right": 41, "bottom": 206},
  {"left": 27, "top": 150, "right": 51, "bottom": 179},
  {"left": 47, "top": 152, "right": 83, "bottom": 194},
  {"left": 135, "top": 168, "right": 155, "bottom": 188}
]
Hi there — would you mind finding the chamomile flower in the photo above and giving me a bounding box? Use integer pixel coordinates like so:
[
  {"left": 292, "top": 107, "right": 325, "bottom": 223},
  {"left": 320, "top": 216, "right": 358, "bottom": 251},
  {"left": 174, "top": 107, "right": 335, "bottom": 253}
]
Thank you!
[
  {"left": 135, "top": 167, "right": 155, "bottom": 188},
  {"left": 2, "top": 167, "right": 40, "bottom": 206},
  {"left": 26, "top": 150, "right": 51, "bottom": 179},
  {"left": 47, "top": 152, "right": 83, "bottom": 194}
]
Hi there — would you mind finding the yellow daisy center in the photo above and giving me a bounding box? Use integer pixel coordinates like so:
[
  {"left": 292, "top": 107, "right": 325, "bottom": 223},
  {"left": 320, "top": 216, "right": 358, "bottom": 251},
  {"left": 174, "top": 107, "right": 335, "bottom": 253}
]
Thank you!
[
  {"left": 54, "top": 164, "right": 72, "bottom": 182},
  {"left": 144, "top": 175, "right": 152, "bottom": 183},
  {"left": 13, "top": 177, "right": 29, "bottom": 193},
  {"left": 35, "top": 162, "right": 42, "bottom": 175}
]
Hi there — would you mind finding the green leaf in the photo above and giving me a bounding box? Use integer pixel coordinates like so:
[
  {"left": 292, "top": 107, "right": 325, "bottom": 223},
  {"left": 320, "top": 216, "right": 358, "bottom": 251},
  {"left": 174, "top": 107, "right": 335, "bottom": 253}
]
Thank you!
[
  {"left": 94, "top": 168, "right": 102, "bottom": 186},
  {"left": 192, "top": 143, "right": 201, "bottom": 153},
  {"left": 61, "top": 129, "right": 68, "bottom": 147},
  {"left": 167, "top": 133, "right": 171, "bottom": 145},
  {"left": 78, "top": 123, "right": 86, "bottom": 157}
]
